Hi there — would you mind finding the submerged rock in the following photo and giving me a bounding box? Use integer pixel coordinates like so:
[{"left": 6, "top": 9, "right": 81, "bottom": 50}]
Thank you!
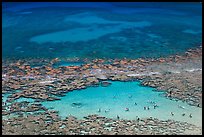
[
  {"left": 101, "top": 81, "right": 112, "bottom": 87},
  {"left": 96, "top": 74, "right": 107, "bottom": 80},
  {"left": 71, "top": 102, "right": 83, "bottom": 108}
]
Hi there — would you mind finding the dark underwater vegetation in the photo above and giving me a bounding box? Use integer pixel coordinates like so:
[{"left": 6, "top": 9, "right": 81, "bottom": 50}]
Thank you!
[{"left": 2, "top": 2, "right": 202, "bottom": 59}]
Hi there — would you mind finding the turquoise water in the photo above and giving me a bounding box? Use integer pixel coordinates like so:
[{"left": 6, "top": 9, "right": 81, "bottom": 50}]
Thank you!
[
  {"left": 2, "top": 2, "right": 202, "bottom": 59},
  {"left": 42, "top": 81, "right": 202, "bottom": 127},
  {"left": 2, "top": 91, "right": 35, "bottom": 103},
  {"left": 53, "top": 61, "right": 83, "bottom": 68}
]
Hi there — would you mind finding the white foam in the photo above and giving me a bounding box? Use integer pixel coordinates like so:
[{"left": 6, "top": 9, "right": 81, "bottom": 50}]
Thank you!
[
  {"left": 149, "top": 72, "right": 160, "bottom": 75},
  {"left": 185, "top": 68, "right": 202, "bottom": 72},
  {"left": 39, "top": 80, "right": 54, "bottom": 84},
  {"left": 170, "top": 70, "right": 181, "bottom": 74},
  {"left": 127, "top": 74, "right": 142, "bottom": 77},
  {"left": 127, "top": 72, "right": 160, "bottom": 77}
]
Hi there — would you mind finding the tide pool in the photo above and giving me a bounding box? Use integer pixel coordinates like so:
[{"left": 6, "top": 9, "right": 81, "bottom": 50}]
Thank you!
[{"left": 42, "top": 81, "right": 202, "bottom": 127}]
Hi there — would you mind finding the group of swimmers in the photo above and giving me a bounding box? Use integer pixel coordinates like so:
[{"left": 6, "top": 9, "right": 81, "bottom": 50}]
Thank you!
[
  {"left": 98, "top": 108, "right": 111, "bottom": 113},
  {"left": 171, "top": 112, "right": 192, "bottom": 118},
  {"left": 97, "top": 98, "right": 193, "bottom": 119},
  {"left": 97, "top": 99, "right": 159, "bottom": 114}
]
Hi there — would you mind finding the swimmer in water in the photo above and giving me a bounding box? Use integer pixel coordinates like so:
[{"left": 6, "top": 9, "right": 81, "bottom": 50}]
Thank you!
[
  {"left": 147, "top": 107, "right": 150, "bottom": 110},
  {"left": 98, "top": 108, "right": 101, "bottom": 112},
  {"left": 128, "top": 95, "right": 132, "bottom": 98},
  {"left": 105, "top": 109, "right": 110, "bottom": 113},
  {"left": 154, "top": 104, "right": 158, "bottom": 108},
  {"left": 144, "top": 107, "right": 146, "bottom": 110},
  {"left": 125, "top": 108, "right": 129, "bottom": 111},
  {"left": 178, "top": 105, "right": 185, "bottom": 109},
  {"left": 117, "top": 115, "right": 120, "bottom": 120},
  {"left": 150, "top": 101, "right": 155, "bottom": 104},
  {"left": 182, "top": 113, "right": 185, "bottom": 116},
  {"left": 171, "top": 112, "right": 174, "bottom": 116},
  {"left": 189, "top": 114, "right": 192, "bottom": 118},
  {"left": 134, "top": 102, "right": 137, "bottom": 105}
]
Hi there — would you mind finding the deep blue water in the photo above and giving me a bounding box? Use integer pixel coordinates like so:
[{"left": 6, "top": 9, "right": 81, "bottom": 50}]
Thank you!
[{"left": 2, "top": 2, "right": 202, "bottom": 59}]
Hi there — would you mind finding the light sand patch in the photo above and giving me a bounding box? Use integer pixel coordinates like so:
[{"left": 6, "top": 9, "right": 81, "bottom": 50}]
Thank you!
[
  {"left": 182, "top": 29, "right": 202, "bottom": 34},
  {"left": 30, "top": 12, "right": 152, "bottom": 43}
]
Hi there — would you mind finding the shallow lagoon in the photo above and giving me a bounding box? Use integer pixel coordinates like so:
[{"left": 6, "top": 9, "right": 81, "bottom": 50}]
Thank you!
[{"left": 42, "top": 81, "right": 202, "bottom": 127}]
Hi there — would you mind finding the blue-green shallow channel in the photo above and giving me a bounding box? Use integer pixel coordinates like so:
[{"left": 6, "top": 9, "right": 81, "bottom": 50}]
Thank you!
[{"left": 42, "top": 81, "right": 202, "bottom": 127}]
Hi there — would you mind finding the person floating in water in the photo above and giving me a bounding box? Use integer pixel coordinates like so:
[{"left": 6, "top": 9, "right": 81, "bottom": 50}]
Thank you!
[
  {"left": 105, "top": 109, "right": 110, "bottom": 113},
  {"left": 178, "top": 105, "right": 185, "bottom": 109},
  {"left": 144, "top": 106, "right": 146, "bottom": 110},
  {"left": 171, "top": 112, "right": 174, "bottom": 116},
  {"left": 153, "top": 104, "right": 158, "bottom": 109},
  {"left": 134, "top": 102, "right": 137, "bottom": 105},
  {"left": 117, "top": 115, "right": 120, "bottom": 120},
  {"left": 98, "top": 108, "right": 101, "bottom": 112},
  {"left": 189, "top": 114, "right": 192, "bottom": 118},
  {"left": 147, "top": 106, "right": 150, "bottom": 110},
  {"left": 150, "top": 101, "right": 155, "bottom": 104},
  {"left": 136, "top": 116, "right": 140, "bottom": 122},
  {"left": 182, "top": 113, "right": 185, "bottom": 116},
  {"left": 128, "top": 95, "right": 132, "bottom": 99},
  {"left": 125, "top": 108, "right": 129, "bottom": 111}
]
